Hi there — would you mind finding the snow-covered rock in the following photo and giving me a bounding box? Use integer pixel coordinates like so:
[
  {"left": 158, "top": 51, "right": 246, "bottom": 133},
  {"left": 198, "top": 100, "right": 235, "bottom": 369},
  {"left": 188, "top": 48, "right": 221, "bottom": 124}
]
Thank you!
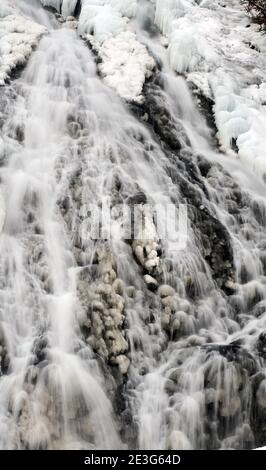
[
  {"left": 0, "top": 0, "right": 46, "bottom": 85},
  {"left": 77, "top": 0, "right": 155, "bottom": 103},
  {"left": 154, "top": 0, "right": 266, "bottom": 183},
  {"left": 98, "top": 31, "right": 154, "bottom": 102}
]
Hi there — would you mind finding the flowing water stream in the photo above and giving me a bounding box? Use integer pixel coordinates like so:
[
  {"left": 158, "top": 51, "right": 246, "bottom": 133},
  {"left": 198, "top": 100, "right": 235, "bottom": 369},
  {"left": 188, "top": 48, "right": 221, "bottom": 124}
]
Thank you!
[{"left": 0, "top": 0, "right": 266, "bottom": 450}]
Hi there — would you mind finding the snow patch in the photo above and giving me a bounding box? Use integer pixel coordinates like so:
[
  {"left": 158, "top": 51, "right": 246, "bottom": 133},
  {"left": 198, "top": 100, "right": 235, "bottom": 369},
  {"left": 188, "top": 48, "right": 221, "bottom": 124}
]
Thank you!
[
  {"left": 99, "top": 31, "right": 155, "bottom": 103},
  {"left": 0, "top": 1, "right": 46, "bottom": 85},
  {"left": 78, "top": 0, "right": 155, "bottom": 102}
]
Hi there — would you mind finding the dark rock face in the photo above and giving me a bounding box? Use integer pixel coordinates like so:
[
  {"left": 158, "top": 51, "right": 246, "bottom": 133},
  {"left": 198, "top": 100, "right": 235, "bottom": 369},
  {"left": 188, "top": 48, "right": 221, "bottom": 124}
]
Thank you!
[
  {"left": 257, "top": 331, "right": 266, "bottom": 359},
  {"left": 131, "top": 78, "right": 184, "bottom": 152},
  {"left": 188, "top": 82, "right": 217, "bottom": 138},
  {"left": 191, "top": 206, "right": 234, "bottom": 290},
  {"left": 0, "top": 325, "right": 9, "bottom": 375},
  {"left": 251, "top": 372, "right": 266, "bottom": 447},
  {"left": 32, "top": 335, "right": 49, "bottom": 367},
  {"left": 203, "top": 342, "right": 258, "bottom": 376},
  {"left": 130, "top": 72, "right": 236, "bottom": 293}
]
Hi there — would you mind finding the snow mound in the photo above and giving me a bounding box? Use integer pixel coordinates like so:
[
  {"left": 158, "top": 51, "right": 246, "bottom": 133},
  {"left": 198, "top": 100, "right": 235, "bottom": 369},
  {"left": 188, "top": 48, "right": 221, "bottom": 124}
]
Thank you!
[
  {"left": 99, "top": 31, "right": 155, "bottom": 103},
  {"left": 0, "top": 1, "right": 46, "bottom": 85},
  {"left": 154, "top": 0, "right": 266, "bottom": 184},
  {"left": 78, "top": 0, "right": 155, "bottom": 102}
]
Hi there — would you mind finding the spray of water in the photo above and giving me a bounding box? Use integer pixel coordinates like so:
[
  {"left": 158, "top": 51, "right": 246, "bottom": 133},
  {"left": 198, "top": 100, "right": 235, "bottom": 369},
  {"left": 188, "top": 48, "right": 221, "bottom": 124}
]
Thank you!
[{"left": 0, "top": 0, "right": 266, "bottom": 450}]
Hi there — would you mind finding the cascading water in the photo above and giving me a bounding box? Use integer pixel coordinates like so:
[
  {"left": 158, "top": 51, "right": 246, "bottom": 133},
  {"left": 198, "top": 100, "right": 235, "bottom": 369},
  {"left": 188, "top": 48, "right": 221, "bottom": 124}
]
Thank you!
[{"left": 0, "top": 0, "right": 266, "bottom": 450}]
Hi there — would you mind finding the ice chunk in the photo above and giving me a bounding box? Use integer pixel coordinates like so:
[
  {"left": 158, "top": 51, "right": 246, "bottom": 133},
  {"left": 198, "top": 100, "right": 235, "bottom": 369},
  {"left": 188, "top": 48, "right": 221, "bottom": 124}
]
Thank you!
[
  {"left": 78, "top": 3, "right": 125, "bottom": 44},
  {"left": 77, "top": 0, "right": 154, "bottom": 101}
]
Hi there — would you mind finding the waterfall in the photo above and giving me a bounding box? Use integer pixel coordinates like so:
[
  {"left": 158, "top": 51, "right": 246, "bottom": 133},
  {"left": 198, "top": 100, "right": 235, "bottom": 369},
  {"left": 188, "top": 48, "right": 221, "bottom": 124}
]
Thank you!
[{"left": 0, "top": 0, "right": 266, "bottom": 450}]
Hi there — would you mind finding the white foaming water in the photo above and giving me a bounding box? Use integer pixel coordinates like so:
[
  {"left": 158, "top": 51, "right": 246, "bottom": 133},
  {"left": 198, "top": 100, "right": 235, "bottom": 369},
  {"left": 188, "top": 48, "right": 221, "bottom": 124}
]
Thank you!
[
  {"left": 0, "top": 14, "right": 123, "bottom": 449},
  {"left": 0, "top": 0, "right": 266, "bottom": 450}
]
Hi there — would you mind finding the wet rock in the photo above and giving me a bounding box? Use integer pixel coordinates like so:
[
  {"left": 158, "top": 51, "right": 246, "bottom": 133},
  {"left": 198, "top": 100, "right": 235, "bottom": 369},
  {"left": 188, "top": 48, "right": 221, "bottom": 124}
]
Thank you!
[
  {"left": 191, "top": 206, "right": 235, "bottom": 291},
  {"left": 251, "top": 373, "right": 266, "bottom": 447},
  {"left": 189, "top": 83, "right": 217, "bottom": 137},
  {"left": 256, "top": 379, "right": 266, "bottom": 409},
  {"left": 0, "top": 326, "right": 9, "bottom": 375},
  {"left": 164, "top": 379, "right": 176, "bottom": 395},
  {"left": 0, "top": 344, "right": 9, "bottom": 375},
  {"left": 257, "top": 331, "right": 266, "bottom": 359},
  {"left": 203, "top": 343, "right": 258, "bottom": 376},
  {"left": 32, "top": 335, "right": 49, "bottom": 366},
  {"left": 127, "top": 192, "right": 147, "bottom": 206},
  {"left": 144, "top": 274, "right": 158, "bottom": 291},
  {"left": 136, "top": 75, "right": 184, "bottom": 151},
  {"left": 205, "top": 388, "right": 224, "bottom": 406}
]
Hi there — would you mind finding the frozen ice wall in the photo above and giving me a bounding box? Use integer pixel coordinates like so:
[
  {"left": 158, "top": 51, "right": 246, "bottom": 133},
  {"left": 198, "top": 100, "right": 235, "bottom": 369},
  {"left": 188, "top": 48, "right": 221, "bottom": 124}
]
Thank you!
[
  {"left": 0, "top": 0, "right": 46, "bottom": 85},
  {"left": 153, "top": 0, "right": 266, "bottom": 182}
]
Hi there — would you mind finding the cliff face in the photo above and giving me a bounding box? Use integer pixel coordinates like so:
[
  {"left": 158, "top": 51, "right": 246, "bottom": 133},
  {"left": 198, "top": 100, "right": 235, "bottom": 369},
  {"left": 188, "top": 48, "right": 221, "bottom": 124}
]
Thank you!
[{"left": 0, "top": 0, "right": 266, "bottom": 450}]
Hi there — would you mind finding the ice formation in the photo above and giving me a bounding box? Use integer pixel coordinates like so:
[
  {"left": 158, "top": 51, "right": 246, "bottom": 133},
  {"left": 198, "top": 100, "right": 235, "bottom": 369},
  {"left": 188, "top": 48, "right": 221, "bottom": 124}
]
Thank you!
[
  {"left": 0, "top": 0, "right": 46, "bottom": 85},
  {"left": 77, "top": 0, "right": 155, "bottom": 102},
  {"left": 78, "top": 2, "right": 125, "bottom": 44},
  {"left": 154, "top": 0, "right": 266, "bottom": 182},
  {"left": 40, "top": 0, "right": 79, "bottom": 17},
  {"left": 98, "top": 31, "right": 154, "bottom": 102},
  {"left": 41, "top": 0, "right": 137, "bottom": 19}
]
